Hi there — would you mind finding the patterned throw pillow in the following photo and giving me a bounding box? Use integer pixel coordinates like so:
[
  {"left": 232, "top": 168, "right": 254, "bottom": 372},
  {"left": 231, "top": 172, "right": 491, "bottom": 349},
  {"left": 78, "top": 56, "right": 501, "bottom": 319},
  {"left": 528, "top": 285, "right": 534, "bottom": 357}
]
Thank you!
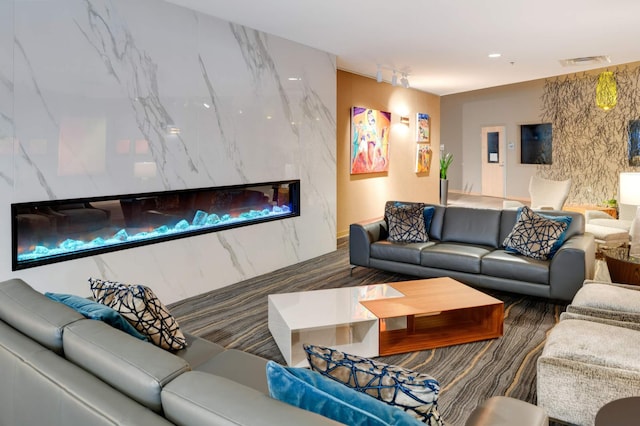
[
  {"left": 89, "top": 278, "right": 187, "bottom": 351},
  {"left": 503, "top": 206, "right": 570, "bottom": 260},
  {"left": 386, "top": 205, "right": 429, "bottom": 243},
  {"left": 304, "top": 344, "right": 443, "bottom": 425}
]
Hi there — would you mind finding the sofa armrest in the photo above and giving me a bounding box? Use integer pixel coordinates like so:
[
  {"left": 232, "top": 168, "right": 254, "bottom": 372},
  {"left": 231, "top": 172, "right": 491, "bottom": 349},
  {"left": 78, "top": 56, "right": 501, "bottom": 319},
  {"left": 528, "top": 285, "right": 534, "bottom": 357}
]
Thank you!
[
  {"left": 549, "top": 234, "right": 595, "bottom": 301},
  {"left": 161, "top": 371, "right": 341, "bottom": 426},
  {"left": 349, "top": 217, "right": 386, "bottom": 267}
]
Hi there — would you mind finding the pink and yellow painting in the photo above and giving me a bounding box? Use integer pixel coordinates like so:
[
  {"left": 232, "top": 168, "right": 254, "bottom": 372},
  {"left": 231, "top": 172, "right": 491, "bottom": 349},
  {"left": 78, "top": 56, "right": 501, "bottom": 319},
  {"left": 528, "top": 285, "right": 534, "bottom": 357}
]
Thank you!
[
  {"left": 415, "top": 143, "right": 432, "bottom": 174},
  {"left": 350, "top": 107, "right": 391, "bottom": 174}
]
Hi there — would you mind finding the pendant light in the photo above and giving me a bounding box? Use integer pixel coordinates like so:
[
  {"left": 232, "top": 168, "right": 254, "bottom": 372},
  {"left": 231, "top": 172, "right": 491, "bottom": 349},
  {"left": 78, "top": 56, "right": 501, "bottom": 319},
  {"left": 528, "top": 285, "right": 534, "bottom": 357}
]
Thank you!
[{"left": 596, "top": 71, "right": 617, "bottom": 111}]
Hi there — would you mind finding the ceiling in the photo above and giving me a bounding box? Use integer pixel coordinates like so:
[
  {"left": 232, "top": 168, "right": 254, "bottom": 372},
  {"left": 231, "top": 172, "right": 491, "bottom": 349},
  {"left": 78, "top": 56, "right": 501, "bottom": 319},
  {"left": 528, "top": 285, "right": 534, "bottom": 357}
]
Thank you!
[{"left": 165, "top": 0, "right": 640, "bottom": 96}]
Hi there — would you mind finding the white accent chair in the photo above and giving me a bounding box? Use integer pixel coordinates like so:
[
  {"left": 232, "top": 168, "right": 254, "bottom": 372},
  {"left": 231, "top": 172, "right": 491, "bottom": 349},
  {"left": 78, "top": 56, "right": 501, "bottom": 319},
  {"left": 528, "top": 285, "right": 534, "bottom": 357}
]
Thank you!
[
  {"left": 503, "top": 176, "right": 572, "bottom": 211},
  {"left": 584, "top": 209, "right": 633, "bottom": 250}
]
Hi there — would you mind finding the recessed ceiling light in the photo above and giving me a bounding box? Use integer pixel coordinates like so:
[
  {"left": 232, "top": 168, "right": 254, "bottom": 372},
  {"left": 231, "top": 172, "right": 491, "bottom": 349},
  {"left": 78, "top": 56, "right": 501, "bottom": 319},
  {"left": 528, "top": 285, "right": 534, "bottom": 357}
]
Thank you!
[
  {"left": 488, "top": 53, "right": 501, "bottom": 58},
  {"left": 288, "top": 77, "right": 302, "bottom": 81}
]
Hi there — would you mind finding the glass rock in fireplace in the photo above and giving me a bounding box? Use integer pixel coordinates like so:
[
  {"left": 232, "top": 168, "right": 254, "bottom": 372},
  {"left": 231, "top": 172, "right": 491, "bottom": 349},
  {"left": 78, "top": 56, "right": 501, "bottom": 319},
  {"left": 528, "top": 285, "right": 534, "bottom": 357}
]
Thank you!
[{"left": 12, "top": 180, "right": 300, "bottom": 270}]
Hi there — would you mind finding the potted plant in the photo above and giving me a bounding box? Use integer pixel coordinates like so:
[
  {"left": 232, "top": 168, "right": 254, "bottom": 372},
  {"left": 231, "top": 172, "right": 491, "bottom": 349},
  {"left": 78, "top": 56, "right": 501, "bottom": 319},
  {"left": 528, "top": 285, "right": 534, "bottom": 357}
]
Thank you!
[{"left": 440, "top": 153, "right": 453, "bottom": 205}]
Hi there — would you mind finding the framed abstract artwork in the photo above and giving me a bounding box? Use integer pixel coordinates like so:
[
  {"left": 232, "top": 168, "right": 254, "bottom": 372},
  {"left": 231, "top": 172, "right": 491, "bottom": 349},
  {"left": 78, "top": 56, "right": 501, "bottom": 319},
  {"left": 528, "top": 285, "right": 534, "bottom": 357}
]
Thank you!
[
  {"left": 350, "top": 107, "right": 391, "bottom": 174},
  {"left": 415, "top": 143, "right": 432, "bottom": 174},
  {"left": 416, "top": 112, "right": 430, "bottom": 143},
  {"left": 629, "top": 119, "right": 640, "bottom": 166}
]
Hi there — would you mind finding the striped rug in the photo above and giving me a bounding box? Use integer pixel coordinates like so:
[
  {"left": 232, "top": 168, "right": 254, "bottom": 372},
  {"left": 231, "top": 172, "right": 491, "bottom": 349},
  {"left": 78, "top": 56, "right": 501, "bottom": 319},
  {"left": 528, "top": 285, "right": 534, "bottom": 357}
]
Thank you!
[{"left": 169, "top": 239, "right": 565, "bottom": 426}]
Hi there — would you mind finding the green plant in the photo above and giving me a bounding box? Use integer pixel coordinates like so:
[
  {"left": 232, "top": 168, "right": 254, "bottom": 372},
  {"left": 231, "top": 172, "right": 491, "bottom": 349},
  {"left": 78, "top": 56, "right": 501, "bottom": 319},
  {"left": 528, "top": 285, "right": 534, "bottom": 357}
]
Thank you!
[
  {"left": 603, "top": 197, "right": 617, "bottom": 208},
  {"left": 440, "top": 152, "right": 453, "bottom": 180}
]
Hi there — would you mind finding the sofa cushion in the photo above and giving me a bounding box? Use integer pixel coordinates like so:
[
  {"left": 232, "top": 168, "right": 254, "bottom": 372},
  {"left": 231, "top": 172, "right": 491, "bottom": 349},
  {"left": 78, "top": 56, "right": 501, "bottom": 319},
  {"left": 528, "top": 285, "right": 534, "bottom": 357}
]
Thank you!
[
  {"left": 45, "top": 293, "right": 148, "bottom": 341},
  {"left": 371, "top": 240, "right": 434, "bottom": 265},
  {"left": 63, "top": 319, "right": 190, "bottom": 413},
  {"left": 0, "top": 278, "right": 83, "bottom": 354},
  {"left": 304, "top": 344, "right": 442, "bottom": 425},
  {"left": 481, "top": 251, "right": 550, "bottom": 285},
  {"left": 266, "top": 361, "right": 422, "bottom": 426},
  {"left": 420, "top": 243, "right": 492, "bottom": 274},
  {"left": 386, "top": 204, "right": 429, "bottom": 243},
  {"left": 163, "top": 371, "right": 339, "bottom": 426},
  {"left": 503, "top": 206, "right": 570, "bottom": 260},
  {"left": 89, "top": 278, "right": 187, "bottom": 350},
  {"left": 441, "top": 207, "right": 502, "bottom": 248}
]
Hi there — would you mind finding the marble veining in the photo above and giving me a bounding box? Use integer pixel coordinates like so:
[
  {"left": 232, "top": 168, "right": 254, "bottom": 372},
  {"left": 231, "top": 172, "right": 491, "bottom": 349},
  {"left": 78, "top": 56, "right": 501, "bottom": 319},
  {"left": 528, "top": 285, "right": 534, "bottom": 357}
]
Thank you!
[{"left": 1, "top": 0, "right": 336, "bottom": 303}]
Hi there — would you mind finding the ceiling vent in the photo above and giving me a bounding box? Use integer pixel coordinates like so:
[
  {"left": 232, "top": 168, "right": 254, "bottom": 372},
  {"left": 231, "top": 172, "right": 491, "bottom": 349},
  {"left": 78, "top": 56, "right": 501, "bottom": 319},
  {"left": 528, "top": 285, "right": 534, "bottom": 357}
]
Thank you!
[{"left": 559, "top": 56, "right": 611, "bottom": 67}]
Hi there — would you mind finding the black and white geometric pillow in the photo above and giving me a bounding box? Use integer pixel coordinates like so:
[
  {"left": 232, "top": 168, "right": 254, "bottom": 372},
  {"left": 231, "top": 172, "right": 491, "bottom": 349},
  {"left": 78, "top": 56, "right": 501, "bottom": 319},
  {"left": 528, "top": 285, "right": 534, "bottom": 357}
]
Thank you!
[
  {"left": 386, "top": 204, "right": 429, "bottom": 243},
  {"left": 503, "top": 206, "right": 569, "bottom": 260},
  {"left": 89, "top": 278, "right": 187, "bottom": 351},
  {"left": 304, "top": 344, "right": 443, "bottom": 425}
]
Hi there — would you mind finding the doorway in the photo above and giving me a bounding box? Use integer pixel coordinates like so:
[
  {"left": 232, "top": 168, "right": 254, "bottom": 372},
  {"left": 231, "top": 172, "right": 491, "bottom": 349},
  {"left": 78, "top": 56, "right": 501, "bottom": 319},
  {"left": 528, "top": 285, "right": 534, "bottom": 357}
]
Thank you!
[{"left": 481, "top": 126, "right": 505, "bottom": 198}]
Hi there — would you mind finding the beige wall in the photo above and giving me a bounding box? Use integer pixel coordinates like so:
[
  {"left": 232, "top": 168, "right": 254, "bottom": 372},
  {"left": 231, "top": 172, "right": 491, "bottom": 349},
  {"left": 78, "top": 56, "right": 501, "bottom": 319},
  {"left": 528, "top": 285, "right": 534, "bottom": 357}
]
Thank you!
[
  {"left": 337, "top": 70, "right": 440, "bottom": 238},
  {"left": 441, "top": 62, "right": 640, "bottom": 207}
]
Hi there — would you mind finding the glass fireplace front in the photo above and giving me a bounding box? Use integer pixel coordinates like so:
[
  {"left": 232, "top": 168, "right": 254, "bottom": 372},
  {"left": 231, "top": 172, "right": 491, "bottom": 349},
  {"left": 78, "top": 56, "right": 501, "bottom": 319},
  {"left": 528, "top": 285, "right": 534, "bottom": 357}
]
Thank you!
[{"left": 12, "top": 180, "right": 300, "bottom": 270}]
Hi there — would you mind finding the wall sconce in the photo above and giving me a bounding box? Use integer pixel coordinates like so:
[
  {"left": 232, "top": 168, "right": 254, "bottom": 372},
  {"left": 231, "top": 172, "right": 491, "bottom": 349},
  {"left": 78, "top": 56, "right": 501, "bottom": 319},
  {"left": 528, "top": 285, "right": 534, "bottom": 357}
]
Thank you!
[
  {"left": 596, "top": 71, "right": 617, "bottom": 111},
  {"left": 400, "top": 116, "right": 410, "bottom": 125}
]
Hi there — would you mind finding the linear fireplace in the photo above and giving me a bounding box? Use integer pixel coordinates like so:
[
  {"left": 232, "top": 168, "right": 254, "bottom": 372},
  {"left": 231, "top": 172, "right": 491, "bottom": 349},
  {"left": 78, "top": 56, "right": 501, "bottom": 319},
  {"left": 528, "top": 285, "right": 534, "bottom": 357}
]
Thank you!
[{"left": 12, "top": 180, "right": 300, "bottom": 270}]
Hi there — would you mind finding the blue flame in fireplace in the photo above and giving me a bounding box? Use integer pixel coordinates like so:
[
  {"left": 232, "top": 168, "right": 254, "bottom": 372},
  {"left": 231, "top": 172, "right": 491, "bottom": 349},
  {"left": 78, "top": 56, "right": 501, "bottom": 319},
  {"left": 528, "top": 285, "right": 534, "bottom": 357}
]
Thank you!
[{"left": 17, "top": 205, "right": 291, "bottom": 263}]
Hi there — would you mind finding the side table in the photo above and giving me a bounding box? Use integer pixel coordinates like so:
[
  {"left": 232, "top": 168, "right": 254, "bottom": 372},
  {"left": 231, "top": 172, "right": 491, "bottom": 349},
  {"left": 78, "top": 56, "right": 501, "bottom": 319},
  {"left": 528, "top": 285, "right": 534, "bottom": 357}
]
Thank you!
[
  {"left": 595, "top": 397, "right": 640, "bottom": 426},
  {"left": 564, "top": 204, "right": 618, "bottom": 219},
  {"left": 603, "top": 247, "right": 640, "bottom": 285}
]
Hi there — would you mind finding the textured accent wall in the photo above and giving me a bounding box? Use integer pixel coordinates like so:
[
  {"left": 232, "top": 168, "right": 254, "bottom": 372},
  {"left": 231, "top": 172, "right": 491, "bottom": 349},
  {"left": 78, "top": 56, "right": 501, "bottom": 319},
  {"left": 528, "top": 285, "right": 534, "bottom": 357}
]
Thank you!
[{"left": 540, "top": 65, "right": 640, "bottom": 204}]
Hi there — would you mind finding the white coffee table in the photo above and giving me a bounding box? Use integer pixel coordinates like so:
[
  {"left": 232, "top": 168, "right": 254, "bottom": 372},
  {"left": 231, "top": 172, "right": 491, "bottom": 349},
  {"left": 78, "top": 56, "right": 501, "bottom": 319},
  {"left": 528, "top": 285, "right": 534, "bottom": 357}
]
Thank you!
[{"left": 267, "top": 284, "right": 404, "bottom": 367}]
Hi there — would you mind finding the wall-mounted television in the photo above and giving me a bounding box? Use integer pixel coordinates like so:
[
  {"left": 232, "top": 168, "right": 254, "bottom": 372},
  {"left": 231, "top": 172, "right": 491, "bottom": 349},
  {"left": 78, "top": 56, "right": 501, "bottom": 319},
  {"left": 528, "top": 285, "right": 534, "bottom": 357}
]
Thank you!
[{"left": 520, "top": 123, "right": 552, "bottom": 165}]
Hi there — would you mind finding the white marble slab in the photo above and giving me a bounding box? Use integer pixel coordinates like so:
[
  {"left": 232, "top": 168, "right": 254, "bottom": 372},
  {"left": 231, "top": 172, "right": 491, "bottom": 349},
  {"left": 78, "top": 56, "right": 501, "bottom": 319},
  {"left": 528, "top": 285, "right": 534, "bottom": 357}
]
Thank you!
[{"left": 0, "top": 0, "right": 336, "bottom": 303}]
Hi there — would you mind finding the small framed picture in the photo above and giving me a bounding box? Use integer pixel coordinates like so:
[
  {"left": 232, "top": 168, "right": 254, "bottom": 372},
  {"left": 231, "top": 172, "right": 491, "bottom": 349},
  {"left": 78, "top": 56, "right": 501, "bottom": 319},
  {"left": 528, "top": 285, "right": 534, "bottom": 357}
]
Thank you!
[
  {"left": 415, "top": 143, "right": 432, "bottom": 174},
  {"left": 416, "top": 112, "right": 430, "bottom": 143}
]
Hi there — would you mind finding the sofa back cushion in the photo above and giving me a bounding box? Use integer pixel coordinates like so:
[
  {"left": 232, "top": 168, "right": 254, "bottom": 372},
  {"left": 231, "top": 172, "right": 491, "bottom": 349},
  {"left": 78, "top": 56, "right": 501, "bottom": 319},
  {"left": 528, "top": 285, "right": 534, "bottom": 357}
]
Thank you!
[
  {"left": 441, "top": 207, "right": 502, "bottom": 248},
  {"left": 63, "top": 319, "right": 190, "bottom": 413},
  {"left": 0, "top": 279, "right": 83, "bottom": 354}
]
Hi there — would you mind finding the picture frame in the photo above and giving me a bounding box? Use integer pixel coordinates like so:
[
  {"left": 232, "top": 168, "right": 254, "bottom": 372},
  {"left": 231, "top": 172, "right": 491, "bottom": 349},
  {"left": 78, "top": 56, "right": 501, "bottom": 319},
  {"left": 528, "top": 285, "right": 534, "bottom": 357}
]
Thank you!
[
  {"left": 629, "top": 119, "right": 640, "bottom": 167},
  {"left": 415, "top": 143, "right": 432, "bottom": 174},
  {"left": 416, "top": 112, "right": 430, "bottom": 143},
  {"left": 350, "top": 106, "right": 391, "bottom": 174}
]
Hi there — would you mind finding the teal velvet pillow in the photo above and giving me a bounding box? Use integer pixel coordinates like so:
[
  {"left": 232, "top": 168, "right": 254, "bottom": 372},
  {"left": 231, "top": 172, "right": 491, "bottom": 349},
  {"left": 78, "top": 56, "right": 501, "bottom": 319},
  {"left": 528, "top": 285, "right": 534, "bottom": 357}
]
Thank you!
[
  {"left": 538, "top": 211, "right": 573, "bottom": 257},
  {"left": 45, "top": 292, "right": 148, "bottom": 341},
  {"left": 266, "top": 361, "right": 422, "bottom": 426}
]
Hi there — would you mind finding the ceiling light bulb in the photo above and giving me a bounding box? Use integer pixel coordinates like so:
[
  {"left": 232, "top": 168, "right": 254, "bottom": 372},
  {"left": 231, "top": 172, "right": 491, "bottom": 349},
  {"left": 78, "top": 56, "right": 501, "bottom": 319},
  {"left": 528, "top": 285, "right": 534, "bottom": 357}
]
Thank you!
[
  {"left": 391, "top": 71, "right": 398, "bottom": 87},
  {"left": 376, "top": 65, "right": 383, "bottom": 83}
]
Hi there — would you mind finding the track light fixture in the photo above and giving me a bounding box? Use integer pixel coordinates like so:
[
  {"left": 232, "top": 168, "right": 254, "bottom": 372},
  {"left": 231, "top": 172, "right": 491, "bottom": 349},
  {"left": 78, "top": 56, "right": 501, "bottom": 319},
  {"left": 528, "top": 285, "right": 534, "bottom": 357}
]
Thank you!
[
  {"left": 374, "top": 65, "right": 410, "bottom": 89},
  {"left": 400, "top": 73, "right": 409, "bottom": 89}
]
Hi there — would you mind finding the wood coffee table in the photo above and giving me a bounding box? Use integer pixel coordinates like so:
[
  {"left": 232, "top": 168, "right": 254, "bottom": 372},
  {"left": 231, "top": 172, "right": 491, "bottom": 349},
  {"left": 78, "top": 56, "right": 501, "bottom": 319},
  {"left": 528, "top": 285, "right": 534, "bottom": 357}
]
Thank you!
[
  {"left": 360, "top": 277, "right": 504, "bottom": 356},
  {"left": 268, "top": 277, "right": 504, "bottom": 365}
]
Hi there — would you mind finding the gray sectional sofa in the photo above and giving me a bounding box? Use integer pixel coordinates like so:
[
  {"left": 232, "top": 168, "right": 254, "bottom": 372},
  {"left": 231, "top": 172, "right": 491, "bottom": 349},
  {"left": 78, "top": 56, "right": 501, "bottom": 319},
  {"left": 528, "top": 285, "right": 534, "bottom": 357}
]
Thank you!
[
  {"left": 0, "top": 278, "right": 338, "bottom": 426},
  {"left": 349, "top": 202, "right": 595, "bottom": 301}
]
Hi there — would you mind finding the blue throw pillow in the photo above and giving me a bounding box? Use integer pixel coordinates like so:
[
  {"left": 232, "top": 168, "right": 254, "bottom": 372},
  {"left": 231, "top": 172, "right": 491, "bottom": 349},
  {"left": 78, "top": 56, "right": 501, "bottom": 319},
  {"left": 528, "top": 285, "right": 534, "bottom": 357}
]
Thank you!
[
  {"left": 538, "top": 211, "right": 573, "bottom": 257},
  {"left": 423, "top": 206, "right": 436, "bottom": 233},
  {"left": 266, "top": 361, "right": 422, "bottom": 426},
  {"left": 45, "top": 293, "right": 148, "bottom": 341}
]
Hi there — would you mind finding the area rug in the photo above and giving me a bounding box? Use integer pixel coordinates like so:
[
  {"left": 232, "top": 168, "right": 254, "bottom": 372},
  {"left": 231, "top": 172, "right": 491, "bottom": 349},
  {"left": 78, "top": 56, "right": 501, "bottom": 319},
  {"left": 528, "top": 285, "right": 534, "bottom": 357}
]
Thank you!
[{"left": 169, "top": 240, "right": 566, "bottom": 426}]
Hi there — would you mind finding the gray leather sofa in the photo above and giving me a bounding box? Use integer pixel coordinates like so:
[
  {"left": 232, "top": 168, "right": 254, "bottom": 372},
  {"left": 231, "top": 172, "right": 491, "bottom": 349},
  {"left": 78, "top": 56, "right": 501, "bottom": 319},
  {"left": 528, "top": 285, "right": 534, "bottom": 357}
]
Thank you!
[
  {"left": 0, "top": 278, "right": 338, "bottom": 426},
  {"left": 350, "top": 202, "right": 595, "bottom": 301}
]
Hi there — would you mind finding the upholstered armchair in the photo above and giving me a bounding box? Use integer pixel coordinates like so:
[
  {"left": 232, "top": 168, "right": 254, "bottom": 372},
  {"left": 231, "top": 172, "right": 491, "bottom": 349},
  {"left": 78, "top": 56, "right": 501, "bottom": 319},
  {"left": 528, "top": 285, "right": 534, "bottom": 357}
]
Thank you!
[{"left": 503, "top": 176, "right": 572, "bottom": 211}]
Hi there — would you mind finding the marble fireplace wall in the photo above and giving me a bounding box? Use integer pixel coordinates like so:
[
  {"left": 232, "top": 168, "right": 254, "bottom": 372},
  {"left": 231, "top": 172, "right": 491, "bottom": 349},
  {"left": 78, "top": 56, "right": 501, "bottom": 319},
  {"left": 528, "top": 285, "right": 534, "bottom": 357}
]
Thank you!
[{"left": 0, "top": 0, "right": 337, "bottom": 303}]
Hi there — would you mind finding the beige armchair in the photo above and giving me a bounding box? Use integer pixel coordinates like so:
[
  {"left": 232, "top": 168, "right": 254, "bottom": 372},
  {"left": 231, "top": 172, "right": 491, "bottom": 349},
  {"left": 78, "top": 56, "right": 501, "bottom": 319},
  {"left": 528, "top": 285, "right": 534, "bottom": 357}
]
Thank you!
[{"left": 503, "top": 176, "right": 572, "bottom": 211}]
